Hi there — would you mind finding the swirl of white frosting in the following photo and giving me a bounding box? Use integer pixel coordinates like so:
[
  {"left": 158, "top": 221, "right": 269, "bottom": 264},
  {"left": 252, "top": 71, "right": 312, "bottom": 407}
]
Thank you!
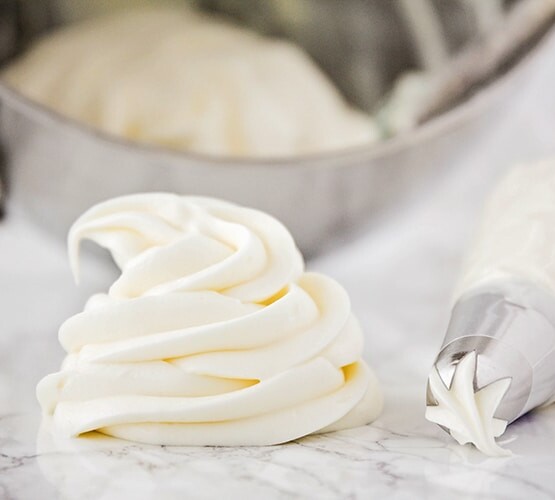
[{"left": 37, "top": 194, "right": 382, "bottom": 445}]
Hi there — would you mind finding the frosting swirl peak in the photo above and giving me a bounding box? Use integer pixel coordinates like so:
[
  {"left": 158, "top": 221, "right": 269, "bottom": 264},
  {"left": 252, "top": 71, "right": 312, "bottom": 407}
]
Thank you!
[{"left": 38, "top": 194, "right": 382, "bottom": 445}]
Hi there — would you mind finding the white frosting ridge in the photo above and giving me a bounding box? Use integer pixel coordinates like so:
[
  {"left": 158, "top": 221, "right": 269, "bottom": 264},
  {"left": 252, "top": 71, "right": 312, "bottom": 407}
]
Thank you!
[
  {"left": 37, "top": 193, "right": 382, "bottom": 445},
  {"left": 426, "top": 351, "right": 512, "bottom": 457},
  {"left": 3, "top": 7, "right": 379, "bottom": 157}
]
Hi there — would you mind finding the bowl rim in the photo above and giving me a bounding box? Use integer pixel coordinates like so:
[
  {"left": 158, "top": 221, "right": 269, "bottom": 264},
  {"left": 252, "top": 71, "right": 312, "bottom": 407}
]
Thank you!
[{"left": 0, "top": 24, "right": 553, "bottom": 170}]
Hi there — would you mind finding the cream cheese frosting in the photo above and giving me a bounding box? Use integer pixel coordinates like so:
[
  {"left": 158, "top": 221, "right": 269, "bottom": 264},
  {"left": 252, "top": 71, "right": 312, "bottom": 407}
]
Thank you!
[
  {"left": 426, "top": 352, "right": 512, "bottom": 457},
  {"left": 458, "top": 160, "right": 555, "bottom": 297},
  {"left": 37, "top": 193, "right": 382, "bottom": 445},
  {"left": 3, "top": 7, "right": 379, "bottom": 158},
  {"left": 428, "top": 160, "right": 555, "bottom": 456}
]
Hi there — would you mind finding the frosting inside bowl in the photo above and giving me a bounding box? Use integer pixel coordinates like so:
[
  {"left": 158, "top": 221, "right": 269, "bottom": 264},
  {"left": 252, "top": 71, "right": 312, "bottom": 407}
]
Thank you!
[
  {"left": 37, "top": 193, "right": 382, "bottom": 445},
  {"left": 3, "top": 7, "right": 379, "bottom": 158}
]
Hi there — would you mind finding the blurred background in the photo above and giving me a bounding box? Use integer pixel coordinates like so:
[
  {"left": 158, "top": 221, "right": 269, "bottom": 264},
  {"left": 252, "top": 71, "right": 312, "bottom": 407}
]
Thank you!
[{"left": 1, "top": 0, "right": 554, "bottom": 255}]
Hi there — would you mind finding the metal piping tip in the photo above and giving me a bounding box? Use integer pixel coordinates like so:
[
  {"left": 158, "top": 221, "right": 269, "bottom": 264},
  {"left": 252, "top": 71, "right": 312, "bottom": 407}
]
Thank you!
[
  {"left": 426, "top": 281, "right": 555, "bottom": 454},
  {"left": 426, "top": 347, "right": 514, "bottom": 456},
  {"left": 427, "top": 334, "right": 531, "bottom": 423}
]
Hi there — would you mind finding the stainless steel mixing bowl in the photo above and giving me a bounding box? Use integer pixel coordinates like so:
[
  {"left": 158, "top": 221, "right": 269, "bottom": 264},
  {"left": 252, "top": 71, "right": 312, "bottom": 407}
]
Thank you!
[{"left": 0, "top": 0, "right": 553, "bottom": 255}]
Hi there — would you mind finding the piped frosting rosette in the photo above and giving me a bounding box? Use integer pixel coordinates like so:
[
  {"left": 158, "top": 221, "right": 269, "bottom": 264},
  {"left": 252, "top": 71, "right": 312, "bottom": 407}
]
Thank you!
[{"left": 37, "top": 194, "right": 382, "bottom": 446}]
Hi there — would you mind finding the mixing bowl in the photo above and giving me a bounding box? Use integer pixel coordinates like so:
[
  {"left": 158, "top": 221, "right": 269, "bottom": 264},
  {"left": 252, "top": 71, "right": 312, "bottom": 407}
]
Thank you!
[{"left": 0, "top": 0, "right": 553, "bottom": 255}]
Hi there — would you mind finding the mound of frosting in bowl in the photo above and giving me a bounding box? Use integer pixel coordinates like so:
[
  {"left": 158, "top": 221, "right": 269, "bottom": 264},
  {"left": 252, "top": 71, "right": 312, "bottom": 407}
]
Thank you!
[
  {"left": 37, "top": 194, "right": 383, "bottom": 446},
  {"left": 3, "top": 7, "right": 379, "bottom": 158}
]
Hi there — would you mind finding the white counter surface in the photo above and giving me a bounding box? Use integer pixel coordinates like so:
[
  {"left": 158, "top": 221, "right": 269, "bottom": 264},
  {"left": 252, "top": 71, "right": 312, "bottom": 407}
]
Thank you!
[{"left": 2, "top": 33, "right": 555, "bottom": 500}]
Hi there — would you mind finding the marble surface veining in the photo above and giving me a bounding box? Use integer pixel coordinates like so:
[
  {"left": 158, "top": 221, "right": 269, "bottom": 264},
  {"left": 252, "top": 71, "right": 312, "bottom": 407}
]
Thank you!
[
  {"left": 3, "top": 30, "right": 555, "bottom": 500},
  {"left": 2, "top": 400, "right": 555, "bottom": 500}
]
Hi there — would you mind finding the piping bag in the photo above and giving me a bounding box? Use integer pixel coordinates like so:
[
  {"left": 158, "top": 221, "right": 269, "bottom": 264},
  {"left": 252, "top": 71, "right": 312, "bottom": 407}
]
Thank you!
[{"left": 426, "top": 160, "right": 555, "bottom": 456}]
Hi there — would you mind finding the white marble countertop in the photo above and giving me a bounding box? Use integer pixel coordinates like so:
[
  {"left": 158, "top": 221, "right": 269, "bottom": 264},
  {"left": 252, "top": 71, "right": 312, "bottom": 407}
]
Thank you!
[{"left": 3, "top": 34, "right": 555, "bottom": 500}]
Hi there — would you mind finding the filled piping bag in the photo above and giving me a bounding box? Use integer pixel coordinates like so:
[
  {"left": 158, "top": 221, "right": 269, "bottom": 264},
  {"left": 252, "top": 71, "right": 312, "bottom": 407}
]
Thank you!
[{"left": 426, "top": 160, "right": 555, "bottom": 456}]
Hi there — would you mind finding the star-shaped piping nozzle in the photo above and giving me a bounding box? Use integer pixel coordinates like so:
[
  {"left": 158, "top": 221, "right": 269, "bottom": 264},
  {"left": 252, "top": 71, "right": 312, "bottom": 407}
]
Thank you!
[{"left": 426, "top": 351, "right": 512, "bottom": 457}]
